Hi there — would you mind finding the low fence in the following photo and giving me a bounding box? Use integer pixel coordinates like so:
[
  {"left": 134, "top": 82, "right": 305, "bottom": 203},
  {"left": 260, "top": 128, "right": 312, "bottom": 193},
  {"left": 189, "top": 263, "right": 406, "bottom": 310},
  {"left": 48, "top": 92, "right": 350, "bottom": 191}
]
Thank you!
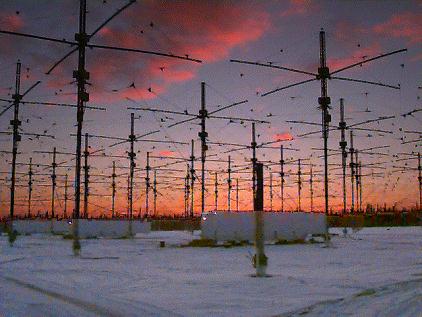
[
  {"left": 12, "top": 219, "right": 150, "bottom": 238},
  {"left": 201, "top": 212, "right": 327, "bottom": 242}
]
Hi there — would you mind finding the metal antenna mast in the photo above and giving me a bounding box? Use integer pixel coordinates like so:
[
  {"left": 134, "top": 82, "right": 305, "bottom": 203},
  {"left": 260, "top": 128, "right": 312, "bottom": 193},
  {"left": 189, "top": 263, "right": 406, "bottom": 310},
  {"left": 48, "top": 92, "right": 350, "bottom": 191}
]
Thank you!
[
  {"left": 214, "top": 172, "right": 218, "bottom": 210},
  {"left": 146, "top": 152, "right": 150, "bottom": 217},
  {"left": 51, "top": 147, "right": 57, "bottom": 218},
  {"left": 339, "top": 98, "right": 347, "bottom": 214},
  {"left": 185, "top": 164, "right": 190, "bottom": 217},
  {"left": 128, "top": 113, "right": 135, "bottom": 222},
  {"left": 199, "top": 82, "right": 207, "bottom": 215},
  {"left": 359, "top": 161, "right": 363, "bottom": 212},
  {"left": 252, "top": 123, "right": 257, "bottom": 207},
  {"left": 153, "top": 170, "right": 157, "bottom": 216},
  {"left": 190, "top": 140, "right": 195, "bottom": 217},
  {"left": 269, "top": 172, "right": 273, "bottom": 212},
  {"left": 83, "top": 133, "right": 90, "bottom": 218},
  {"left": 298, "top": 159, "right": 302, "bottom": 212},
  {"left": 236, "top": 178, "right": 239, "bottom": 212},
  {"left": 231, "top": 30, "right": 405, "bottom": 217},
  {"left": 280, "top": 145, "right": 284, "bottom": 212},
  {"left": 27, "top": 158, "right": 33, "bottom": 218},
  {"left": 355, "top": 150, "right": 360, "bottom": 212},
  {"left": 227, "top": 155, "right": 232, "bottom": 211},
  {"left": 64, "top": 174, "right": 68, "bottom": 218},
  {"left": 111, "top": 161, "right": 116, "bottom": 218},
  {"left": 318, "top": 29, "right": 331, "bottom": 216},
  {"left": 9, "top": 61, "right": 22, "bottom": 228},
  {"left": 310, "top": 163, "right": 314, "bottom": 212},
  {"left": 349, "top": 130, "right": 355, "bottom": 213}
]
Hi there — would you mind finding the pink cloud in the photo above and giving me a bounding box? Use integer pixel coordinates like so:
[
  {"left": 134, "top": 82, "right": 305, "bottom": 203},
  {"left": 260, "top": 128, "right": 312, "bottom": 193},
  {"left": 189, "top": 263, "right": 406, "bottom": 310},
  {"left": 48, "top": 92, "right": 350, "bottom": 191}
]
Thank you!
[
  {"left": 158, "top": 150, "right": 175, "bottom": 157},
  {"left": 280, "top": 0, "right": 318, "bottom": 17},
  {"left": 0, "top": 13, "right": 24, "bottom": 31},
  {"left": 273, "top": 132, "right": 294, "bottom": 142},
  {"left": 373, "top": 12, "right": 422, "bottom": 44},
  {"left": 327, "top": 43, "right": 382, "bottom": 72}
]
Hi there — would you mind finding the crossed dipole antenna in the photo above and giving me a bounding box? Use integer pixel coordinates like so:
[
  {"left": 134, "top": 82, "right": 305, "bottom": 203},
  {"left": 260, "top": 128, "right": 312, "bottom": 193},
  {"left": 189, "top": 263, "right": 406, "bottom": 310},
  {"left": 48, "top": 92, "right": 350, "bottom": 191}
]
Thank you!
[
  {"left": 0, "top": 0, "right": 203, "bottom": 252},
  {"left": 230, "top": 28, "right": 406, "bottom": 215},
  {"left": 128, "top": 82, "right": 269, "bottom": 215}
]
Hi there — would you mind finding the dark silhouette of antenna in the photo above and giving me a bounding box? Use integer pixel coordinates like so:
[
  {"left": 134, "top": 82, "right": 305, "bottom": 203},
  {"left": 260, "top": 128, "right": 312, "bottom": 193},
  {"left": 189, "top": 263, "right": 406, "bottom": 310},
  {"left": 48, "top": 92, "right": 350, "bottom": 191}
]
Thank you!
[
  {"left": 309, "top": 163, "right": 314, "bottom": 213},
  {"left": 83, "top": 133, "right": 90, "bottom": 218},
  {"left": 227, "top": 156, "right": 232, "bottom": 211},
  {"left": 214, "top": 172, "right": 218, "bottom": 210},
  {"left": 27, "top": 158, "right": 33, "bottom": 218},
  {"left": 297, "top": 159, "right": 302, "bottom": 212},
  {"left": 236, "top": 178, "right": 239, "bottom": 212},
  {"left": 145, "top": 152, "right": 151, "bottom": 217},
  {"left": 280, "top": 145, "right": 285, "bottom": 212},
  {"left": 231, "top": 29, "right": 406, "bottom": 217},
  {"left": 0, "top": 0, "right": 202, "bottom": 253},
  {"left": 153, "top": 170, "right": 157, "bottom": 216},
  {"left": 64, "top": 174, "right": 69, "bottom": 218},
  {"left": 339, "top": 98, "right": 347, "bottom": 214},
  {"left": 190, "top": 140, "right": 195, "bottom": 217}
]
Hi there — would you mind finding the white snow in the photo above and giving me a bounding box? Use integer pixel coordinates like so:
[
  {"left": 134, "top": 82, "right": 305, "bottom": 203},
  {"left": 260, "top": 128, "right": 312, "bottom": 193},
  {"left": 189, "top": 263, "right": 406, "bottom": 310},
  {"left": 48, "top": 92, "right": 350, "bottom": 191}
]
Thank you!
[{"left": 1, "top": 227, "right": 421, "bottom": 316}]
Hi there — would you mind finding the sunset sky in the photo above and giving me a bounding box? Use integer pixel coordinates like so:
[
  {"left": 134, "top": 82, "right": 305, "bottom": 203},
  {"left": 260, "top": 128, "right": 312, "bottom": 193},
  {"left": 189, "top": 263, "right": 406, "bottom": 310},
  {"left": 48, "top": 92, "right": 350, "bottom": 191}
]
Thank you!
[{"left": 0, "top": 0, "right": 421, "bottom": 217}]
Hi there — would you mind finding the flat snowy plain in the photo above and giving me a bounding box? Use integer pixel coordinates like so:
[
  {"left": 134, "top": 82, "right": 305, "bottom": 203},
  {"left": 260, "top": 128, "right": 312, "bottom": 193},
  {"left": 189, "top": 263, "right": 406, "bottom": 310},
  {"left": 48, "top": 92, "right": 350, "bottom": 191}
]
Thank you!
[{"left": 1, "top": 227, "right": 421, "bottom": 317}]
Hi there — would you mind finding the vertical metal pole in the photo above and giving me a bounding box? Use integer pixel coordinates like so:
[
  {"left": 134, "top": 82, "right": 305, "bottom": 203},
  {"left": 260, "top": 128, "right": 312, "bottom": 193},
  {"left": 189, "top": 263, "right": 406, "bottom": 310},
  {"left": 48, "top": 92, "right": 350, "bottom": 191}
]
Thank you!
[
  {"left": 190, "top": 140, "right": 195, "bottom": 217},
  {"left": 269, "top": 172, "right": 273, "bottom": 212},
  {"left": 153, "top": 169, "right": 157, "bottom": 217},
  {"left": 185, "top": 164, "right": 190, "bottom": 217},
  {"left": 214, "top": 172, "right": 218, "bottom": 210},
  {"left": 64, "top": 174, "right": 68, "bottom": 218},
  {"left": 251, "top": 123, "right": 257, "bottom": 208},
  {"left": 298, "top": 159, "right": 301, "bottom": 212},
  {"left": 310, "top": 163, "right": 314, "bottom": 213},
  {"left": 355, "top": 150, "right": 359, "bottom": 212},
  {"left": 254, "top": 162, "right": 266, "bottom": 276},
  {"left": 359, "top": 162, "right": 363, "bottom": 212},
  {"left": 83, "top": 133, "right": 89, "bottom": 218},
  {"left": 418, "top": 153, "right": 421, "bottom": 210},
  {"left": 51, "top": 147, "right": 57, "bottom": 218},
  {"left": 318, "top": 29, "right": 331, "bottom": 216},
  {"left": 350, "top": 130, "right": 355, "bottom": 213},
  {"left": 145, "top": 151, "right": 150, "bottom": 217},
  {"left": 236, "top": 178, "right": 239, "bottom": 212},
  {"left": 227, "top": 155, "right": 231, "bottom": 211},
  {"left": 128, "top": 113, "right": 135, "bottom": 231},
  {"left": 73, "top": 0, "right": 88, "bottom": 254},
  {"left": 9, "top": 61, "right": 21, "bottom": 230},
  {"left": 111, "top": 161, "right": 116, "bottom": 218},
  {"left": 28, "top": 157, "right": 32, "bottom": 218},
  {"left": 199, "top": 82, "right": 207, "bottom": 216},
  {"left": 339, "top": 98, "right": 347, "bottom": 214},
  {"left": 280, "top": 145, "right": 284, "bottom": 212}
]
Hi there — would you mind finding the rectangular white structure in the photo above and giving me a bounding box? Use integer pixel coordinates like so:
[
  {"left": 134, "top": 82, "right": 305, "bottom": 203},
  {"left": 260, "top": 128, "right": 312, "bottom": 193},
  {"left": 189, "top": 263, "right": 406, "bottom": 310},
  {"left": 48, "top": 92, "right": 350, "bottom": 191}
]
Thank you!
[
  {"left": 13, "top": 220, "right": 150, "bottom": 238},
  {"left": 201, "top": 212, "right": 327, "bottom": 241}
]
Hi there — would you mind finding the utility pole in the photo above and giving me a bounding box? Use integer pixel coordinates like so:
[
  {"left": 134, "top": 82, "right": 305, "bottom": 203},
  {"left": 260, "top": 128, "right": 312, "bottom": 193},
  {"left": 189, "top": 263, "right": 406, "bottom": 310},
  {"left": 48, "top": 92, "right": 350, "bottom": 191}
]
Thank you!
[
  {"left": 227, "top": 155, "right": 232, "bottom": 211},
  {"left": 280, "top": 145, "right": 284, "bottom": 212},
  {"left": 126, "top": 175, "right": 130, "bottom": 217},
  {"left": 298, "top": 159, "right": 302, "bottom": 212},
  {"left": 310, "top": 163, "right": 314, "bottom": 213},
  {"left": 9, "top": 61, "right": 22, "bottom": 229},
  {"left": 318, "top": 29, "right": 331, "bottom": 216},
  {"left": 269, "top": 172, "right": 273, "bottom": 212},
  {"left": 128, "top": 113, "right": 135, "bottom": 225},
  {"left": 199, "top": 82, "right": 207, "bottom": 216},
  {"left": 111, "top": 161, "right": 116, "bottom": 218},
  {"left": 153, "top": 170, "right": 157, "bottom": 217},
  {"left": 355, "top": 150, "right": 360, "bottom": 212},
  {"left": 64, "top": 174, "right": 68, "bottom": 219},
  {"left": 214, "top": 172, "right": 218, "bottom": 210},
  {"left": 27, "top": 158, "right": 33, "bottom": 218},
  {"left": 251, "top": 123, "right": 257, "bottom": 208},
  {"left": 339, "top": 98, "right": 347, "bottom": 214},
  {"left": 51, "top": 147, "right": 57, "bottom": 218},
  {"left": 72, "top": 0, "right": 88, "bottom": 255},
  {"left": 350, "top": 130, "right": 355, "bottom": 213},
  {"left": 236, "top": 178, "right": 239, "bottom": 212},
  {"left": 83, "top": 133, "right": 89, "bottom": 218},
  {"left": 190, "top": 140, "right": 195, "bottom": 217}
]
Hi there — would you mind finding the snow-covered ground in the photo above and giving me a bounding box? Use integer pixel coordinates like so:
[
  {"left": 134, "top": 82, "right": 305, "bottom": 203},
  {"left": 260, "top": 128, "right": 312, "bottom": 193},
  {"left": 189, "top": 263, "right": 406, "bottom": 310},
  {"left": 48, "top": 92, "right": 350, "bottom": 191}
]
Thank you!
[{"left": 1, "top": 227, "right": 421, "bottom": 317}]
